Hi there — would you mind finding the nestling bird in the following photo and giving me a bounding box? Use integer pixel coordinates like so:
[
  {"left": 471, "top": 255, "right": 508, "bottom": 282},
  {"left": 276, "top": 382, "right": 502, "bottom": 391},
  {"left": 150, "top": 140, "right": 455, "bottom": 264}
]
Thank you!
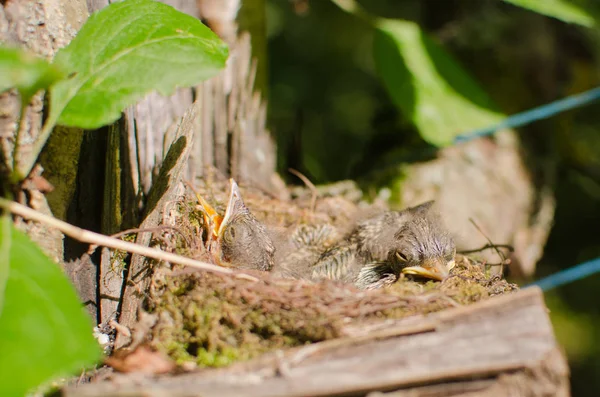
[
  {"left": 272, "top": 223, "right": 341, "bottom": 279},
  {"left": 309, "top": 201, "right": 457, "bottom": 289},
  {"left": 195, "top": 180, "right": 455, "bottom": 289},
  {"left": 195, "top": 179, "right": 275, "bottom": 271}
]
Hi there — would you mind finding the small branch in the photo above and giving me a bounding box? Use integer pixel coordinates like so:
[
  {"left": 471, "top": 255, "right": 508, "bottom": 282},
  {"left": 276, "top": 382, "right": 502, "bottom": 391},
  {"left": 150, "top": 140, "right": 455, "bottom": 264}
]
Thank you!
[
  {"left": 86, "top": 226, "right": 192, "bottom": 256},
  {"left": 468, "top": 218, "right": 508, "bottom": 269},
  {"left": 0, "top": 198, "right": 258, "bottom": 280},
  {"left": 459, "top": 244, "right": 514, "bottom": 255}
]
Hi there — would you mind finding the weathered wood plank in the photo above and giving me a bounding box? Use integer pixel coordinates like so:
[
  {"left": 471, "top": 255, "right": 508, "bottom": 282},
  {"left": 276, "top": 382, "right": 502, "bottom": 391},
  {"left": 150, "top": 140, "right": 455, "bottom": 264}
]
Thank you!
[
  {"left": 64, "top": 287, "right": 568, "bottom": 397},
  {"left": 369, "top": 348, "right": 569, "bottom": 397}
]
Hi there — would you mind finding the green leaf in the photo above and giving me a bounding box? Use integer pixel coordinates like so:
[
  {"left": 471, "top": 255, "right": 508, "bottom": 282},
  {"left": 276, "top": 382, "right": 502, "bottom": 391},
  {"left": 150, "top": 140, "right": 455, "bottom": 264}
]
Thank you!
[
  {"left": 0, "top": 47, "right": 65, "bottom": 103},
  {"left": 50, "top": 0, "right": 229, "bottom": 129},
  {"left": 0, "top": 224, "right": 101, "bottom": 397},
  {"left": 503, "top": 0, "right": 596, "bottom": 27},
  {"left": 0, "top": 215, "right": 11, "bottom": 317},
  {"left": 373, "top": 19, "right": 504, "bottom": 147}
]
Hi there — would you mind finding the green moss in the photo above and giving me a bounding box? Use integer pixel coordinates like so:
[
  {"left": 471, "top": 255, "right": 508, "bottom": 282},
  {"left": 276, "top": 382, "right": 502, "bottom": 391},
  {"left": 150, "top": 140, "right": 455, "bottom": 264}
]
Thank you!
[
  {"left": 109, "top": 233, "right": 136, "bottom": 273},
  {"left": 39, "top": 125, "right": 84, "bottom": 221},
  {"left": 145, "top": 254, "right": 517, "bottom": 369}
]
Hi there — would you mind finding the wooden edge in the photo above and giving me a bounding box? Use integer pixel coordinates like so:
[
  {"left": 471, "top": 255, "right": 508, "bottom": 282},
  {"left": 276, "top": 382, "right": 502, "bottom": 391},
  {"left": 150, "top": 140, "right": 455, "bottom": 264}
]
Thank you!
[
  {"left": 65, "top": 287, "right": 562, "bottom": 397},
  {"left": 435, "top": 286, "right": 544, "bottom": 321}
]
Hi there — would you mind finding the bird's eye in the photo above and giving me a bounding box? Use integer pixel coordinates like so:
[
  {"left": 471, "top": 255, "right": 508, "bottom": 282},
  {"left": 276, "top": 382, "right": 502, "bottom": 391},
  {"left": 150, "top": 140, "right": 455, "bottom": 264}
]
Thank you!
[{"left": 395, "top": 252, "right": 408, "bottom": 262}]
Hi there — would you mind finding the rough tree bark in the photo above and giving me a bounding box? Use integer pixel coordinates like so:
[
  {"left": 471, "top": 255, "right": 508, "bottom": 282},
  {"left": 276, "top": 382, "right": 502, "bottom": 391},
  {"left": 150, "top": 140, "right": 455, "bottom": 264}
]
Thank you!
[{"left": 0, "top": 0, "right": 89, "bottom": 262}]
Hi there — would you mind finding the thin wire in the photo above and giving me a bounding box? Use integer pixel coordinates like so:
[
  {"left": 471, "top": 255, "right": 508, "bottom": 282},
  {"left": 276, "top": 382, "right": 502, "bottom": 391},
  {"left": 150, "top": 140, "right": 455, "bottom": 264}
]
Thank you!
[
  {"left": 526, "top": 257, "right": 600, "bottom": 291},
  {"left": 454, "top": 86, "right": 600, "bottom": 143}
]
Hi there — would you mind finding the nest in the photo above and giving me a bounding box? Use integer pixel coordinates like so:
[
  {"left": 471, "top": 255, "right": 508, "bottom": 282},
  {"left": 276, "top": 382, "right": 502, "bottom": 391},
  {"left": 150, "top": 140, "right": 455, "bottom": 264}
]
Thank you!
[
  {"left": 124, "top": 178, "right": 517, "bottom": 370},
  {"left": 144, "top": 255, "right": 517, "bottom": 368}
]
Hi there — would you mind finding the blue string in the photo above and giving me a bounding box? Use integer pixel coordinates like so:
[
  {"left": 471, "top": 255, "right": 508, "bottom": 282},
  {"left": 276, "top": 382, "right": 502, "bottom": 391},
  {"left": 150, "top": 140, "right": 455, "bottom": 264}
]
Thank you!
[
  {"left": 526, "top": 257, "right": 600, "bottom": 291},
  {"left": 454, "top": 86, "right": 600, "bottom": 143},
  {"left": 452, "top": 86, "right": 600, "bottom": 290}
]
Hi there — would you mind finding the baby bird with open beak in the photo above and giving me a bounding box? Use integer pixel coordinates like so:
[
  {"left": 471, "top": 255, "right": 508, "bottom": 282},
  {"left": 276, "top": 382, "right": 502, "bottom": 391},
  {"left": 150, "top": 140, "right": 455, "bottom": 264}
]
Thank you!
[{"left": 196, "top": 179, "right": 275, "bottom": 271}]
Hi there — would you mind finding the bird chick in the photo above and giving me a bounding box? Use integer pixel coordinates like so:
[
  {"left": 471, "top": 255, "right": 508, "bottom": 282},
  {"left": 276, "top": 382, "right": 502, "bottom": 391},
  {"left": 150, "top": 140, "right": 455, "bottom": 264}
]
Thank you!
[
  {"left": 272, "top": 223, "right": 341, "bottom": 279},
  {"left": 311, "top": 201, "right": 456, "bottom": 289},
  {"left": 196, "top": 179, "right": 275, "bottom": 271}
]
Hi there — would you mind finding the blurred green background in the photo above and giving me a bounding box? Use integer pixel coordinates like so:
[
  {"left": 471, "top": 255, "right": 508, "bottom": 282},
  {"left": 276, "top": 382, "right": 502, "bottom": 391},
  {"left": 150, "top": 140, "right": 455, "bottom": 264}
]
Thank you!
[{"left": 265, "top": 0, "right": 600, "bottom": 395}]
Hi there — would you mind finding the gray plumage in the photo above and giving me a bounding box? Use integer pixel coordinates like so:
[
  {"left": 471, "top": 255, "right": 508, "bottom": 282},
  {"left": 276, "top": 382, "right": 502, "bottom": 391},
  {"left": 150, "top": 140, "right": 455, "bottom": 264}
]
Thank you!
[
  {"left": 219, "top": 203, "right": 275, "bottom": 271},
  {"left": 202, "top": 181, "right": 455, "bottom": 289},
  {"left": 306, "top": 201, "right": 457, "bottom": 289},
  {"left": 272, "top": 224, "right": 338, "bottom": 279},
  {"left": 199, "top": 179, "right": 275, "bottom": 271}
]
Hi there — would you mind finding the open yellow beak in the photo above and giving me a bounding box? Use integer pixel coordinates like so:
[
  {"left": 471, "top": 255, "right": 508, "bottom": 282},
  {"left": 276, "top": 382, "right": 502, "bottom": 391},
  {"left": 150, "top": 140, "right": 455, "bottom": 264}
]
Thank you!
[
  {"left": 401, "top": 258, "right": 455, "bottom": 281},
  {"left": 195, "top": 193, "right": 223, "bottom": 239},
  {"left": 195, "top": 179, "right": 242, "bottom": 241}
]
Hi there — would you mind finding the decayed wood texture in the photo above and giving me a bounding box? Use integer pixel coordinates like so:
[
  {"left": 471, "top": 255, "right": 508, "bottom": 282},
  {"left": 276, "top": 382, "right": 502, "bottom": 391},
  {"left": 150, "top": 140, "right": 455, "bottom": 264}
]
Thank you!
[
  {"left": 194, "top": 32, "right": 278, "bottom": 194},
  {"left": 64, "top": 287, "right": 569, "bottom": 397}
]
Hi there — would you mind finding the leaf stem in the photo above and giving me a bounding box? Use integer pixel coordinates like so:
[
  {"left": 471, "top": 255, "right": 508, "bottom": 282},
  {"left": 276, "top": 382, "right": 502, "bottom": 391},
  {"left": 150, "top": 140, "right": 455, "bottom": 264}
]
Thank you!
[
  {"left": 0, "top": 198, "right": 258, "bottom": 281},
  {"left": 17, "top": 109, "right": 57, "bottom": 181},
  {"left": 10, "top": 99, "right": 29, "bottom": 183}
]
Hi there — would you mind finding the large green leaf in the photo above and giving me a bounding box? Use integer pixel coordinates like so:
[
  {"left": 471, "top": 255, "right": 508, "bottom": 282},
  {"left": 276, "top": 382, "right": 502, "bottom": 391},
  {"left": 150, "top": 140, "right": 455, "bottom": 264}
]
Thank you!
[
  {"left": 0, "top": 224, "right": 101, "bottom": 397},
  {"left": 373, "top": 19, "right": 503, "bottom": 147},
  {"left": 0, "top": 47, "right": 65, "bottom": 103},
  {"left": 503, "top": 0, "right": 596, "bottom": 27},
  {"left": 50, "top": 0, "right": 229, "bottom": 129},
  {"left": 0, "top": 215, "right": 11, "bottom": 317}
]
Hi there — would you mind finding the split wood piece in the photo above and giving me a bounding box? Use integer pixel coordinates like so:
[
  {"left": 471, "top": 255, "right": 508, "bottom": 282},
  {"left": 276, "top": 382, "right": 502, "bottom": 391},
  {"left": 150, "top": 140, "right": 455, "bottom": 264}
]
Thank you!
[
  {"left": 115, "top": 102, "right": 198, "bottom": 348},
  {"left": 63, "top": 287, "right": 569, "bottom": 397}
]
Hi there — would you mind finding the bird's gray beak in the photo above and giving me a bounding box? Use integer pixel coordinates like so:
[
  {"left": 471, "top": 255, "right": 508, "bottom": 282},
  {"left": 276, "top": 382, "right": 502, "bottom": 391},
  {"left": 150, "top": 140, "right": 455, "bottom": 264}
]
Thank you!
[
  {"left": 401, "top": 257, "right": 455, "bottom": 281},
  {"left": 217, "top": 179, "right": 243, "bottom": 238}
]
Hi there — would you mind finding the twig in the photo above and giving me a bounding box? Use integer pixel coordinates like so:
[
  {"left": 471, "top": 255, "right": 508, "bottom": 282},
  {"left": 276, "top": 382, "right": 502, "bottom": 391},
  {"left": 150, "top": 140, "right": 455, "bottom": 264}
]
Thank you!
[
  {"left": 0, "top": 198, "right": 258, "bottom": 280},
  {"left": 112, "top": 226, "right": 188, "bottom": 243},
  {"left": 482, "top": 260, "right": 512, "bottom": 268},
  {"left": 459, "top": 243, "right": 514, "bottom": 255},
  {"left": 86, "top": 226, "right": 191, "bottom": 256},
  {"left": 468, "top": 218, "right": 507, "bottom": 275},
  {"left": 288, "top": 168, "right": 318, "bottom": 212}
]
